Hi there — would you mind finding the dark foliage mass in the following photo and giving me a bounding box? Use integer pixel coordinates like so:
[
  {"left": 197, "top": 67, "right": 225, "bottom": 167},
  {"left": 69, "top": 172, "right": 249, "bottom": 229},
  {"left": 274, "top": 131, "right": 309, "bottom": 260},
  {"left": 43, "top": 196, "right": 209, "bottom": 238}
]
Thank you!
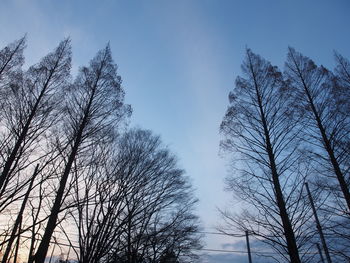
[
  {"left": 0, "top": 38, "right": 202, "bottom": 263},
  {"left": 220, "top": 48, "right": 350, "bottom": 262}
]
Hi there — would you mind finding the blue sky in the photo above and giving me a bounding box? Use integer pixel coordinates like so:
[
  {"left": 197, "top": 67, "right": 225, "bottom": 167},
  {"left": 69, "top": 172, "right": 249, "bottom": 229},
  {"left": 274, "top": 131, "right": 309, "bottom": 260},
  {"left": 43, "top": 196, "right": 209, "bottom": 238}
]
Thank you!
[{"left": 1, "top": 0, "right": 350, "bottom": 262}]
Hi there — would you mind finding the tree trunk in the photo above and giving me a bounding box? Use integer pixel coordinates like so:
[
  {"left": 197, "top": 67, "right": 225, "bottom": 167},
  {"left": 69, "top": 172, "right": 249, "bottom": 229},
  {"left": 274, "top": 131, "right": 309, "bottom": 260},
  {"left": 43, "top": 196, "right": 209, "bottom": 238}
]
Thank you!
[
  {"left": 1, "top": 164, "right": 39, "bottom": 263},
  {"left": 293, "top": 56, "right": 350, "bottom": 213},
  {"left": 33, "top": 87, "right": 96, "bottom": 263},
  {"left": 249, "top": 54, "right": 301, "bottom": 262}
]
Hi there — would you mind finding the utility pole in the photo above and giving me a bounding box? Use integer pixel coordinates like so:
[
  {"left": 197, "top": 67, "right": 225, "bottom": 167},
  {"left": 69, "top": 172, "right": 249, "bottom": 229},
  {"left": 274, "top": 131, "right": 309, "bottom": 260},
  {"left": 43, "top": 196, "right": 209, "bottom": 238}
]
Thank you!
[
  {"left": 305, "top": 182, "right": 332, "bottom": 263},
  {"left": 245, "top": 230, "right": 252, "bottom": 263}
]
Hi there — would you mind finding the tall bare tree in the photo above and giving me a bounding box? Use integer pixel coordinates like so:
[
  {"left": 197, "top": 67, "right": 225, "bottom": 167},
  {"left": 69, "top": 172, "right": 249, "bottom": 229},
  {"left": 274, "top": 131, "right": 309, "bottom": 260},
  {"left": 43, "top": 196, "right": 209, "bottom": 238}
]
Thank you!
[
  {"left": 285, "top": 48, "right": 350, "bottom": 215},
  {"left": 0, "top": 38, "right": 201, "bottom": 263},
  {"left": 220, "top": 49, "right": 314, "bottom": 262},
  {"left": 0, "top": 39, "right": 71, "bottom": 212},
  {"left": 32, "top": 44, "right": 131, "bottom": 263}
]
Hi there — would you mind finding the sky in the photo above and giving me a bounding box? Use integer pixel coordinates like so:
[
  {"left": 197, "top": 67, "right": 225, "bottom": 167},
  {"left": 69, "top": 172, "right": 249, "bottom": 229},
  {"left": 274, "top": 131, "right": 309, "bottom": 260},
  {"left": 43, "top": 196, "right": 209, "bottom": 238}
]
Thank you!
[{"left": 1, "top": 0, "right": 350, "bottom": 262}]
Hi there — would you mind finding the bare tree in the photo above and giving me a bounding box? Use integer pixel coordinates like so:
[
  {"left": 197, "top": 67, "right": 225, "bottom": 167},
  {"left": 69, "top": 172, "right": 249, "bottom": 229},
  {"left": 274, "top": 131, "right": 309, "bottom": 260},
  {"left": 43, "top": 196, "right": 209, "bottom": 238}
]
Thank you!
[
  {"left": 113, "top": 129, "right": 201, "bottom": 263},
  {"left": 32, "top": 44, "right": 131, "bottom": 263},
  {"left": 70, "top": 145, "right": 128, "bottom": 263},
  {"left": 0, "top": 39, "right": 71, "bottom": 212},
  {"left": 284, "top": 49, "right": 350, "bottom": 260},
  {"left": 73, "top": 129, "right": 202, "bottom": 263},
  {"left": 285, "top": 48, "right": 350, "bottom": 214},
  {"left": 220, "top": 49, "right": 314, "bottom": 262},
  {"left": 0, "top": 38, "right": 201, "bottom": 263},
  {"left": 144, "top": 203, "right": 202, "bottom": 263}
]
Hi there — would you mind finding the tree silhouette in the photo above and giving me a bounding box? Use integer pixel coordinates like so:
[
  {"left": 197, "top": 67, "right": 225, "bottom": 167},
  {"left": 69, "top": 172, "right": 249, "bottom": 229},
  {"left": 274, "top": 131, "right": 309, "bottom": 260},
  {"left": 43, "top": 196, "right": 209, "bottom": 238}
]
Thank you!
[
  {"left": 0, "top": 37, "right": 202, "bottom": 263},
  {"left": 32, "top": 44, "right": 130, "bottom": 263},
  {"left": 285, "top": 48, "right": 350, "bottom": 213},
  {"left": 220, "top": 49, "right": 314, "bottom": 262},
  {"left": 0, "top": 39, "right": 71, "bottom": 212}
]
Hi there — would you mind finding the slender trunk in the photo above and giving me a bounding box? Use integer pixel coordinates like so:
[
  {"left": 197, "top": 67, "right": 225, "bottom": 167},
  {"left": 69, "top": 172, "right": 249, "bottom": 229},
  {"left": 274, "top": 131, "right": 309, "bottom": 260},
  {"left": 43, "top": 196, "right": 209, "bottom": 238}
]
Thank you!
[
  {"left": 305, "top": 182, "right": 332, "bottom": 263},
  {"left": 263, "top": 120, "right": 301, "bottom": 263},
  {"left": 0, "top": 59, "right": 58, "bottom": 196},
  {"left": 245, "top": 231, "right": 252, "bottom": 263},
  {"left": 1, "top": 164, "right": 39, "bottom": 263},
  {"left": 33, "top": 130, "right": 83, "bottom": 262},
  {"left": 127, "top": 214, "right": 132, "bottom": 263},
  {"left": 313, "top": 108, "right": 350, "bottom": 211},
  {"left": 33, "top": 86, "right": 96, "bottom": 263},
  {"left": 0, "top": 86, "right": 44, "bottom": 193},
  {"left": 13, "top": 228, "right": 21, "bottom": 263},
  {"left": 48, "top": 245, "right": 56, "bottom": 263},
  {"left": 249, "top": 54, "right": 301, "bottom": 262},
  {"left": 27, "top": 181, "right": 44, "bottom": 263},
  {"left": 291, "top": 53, "right": 350, "bottom": 212}
]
